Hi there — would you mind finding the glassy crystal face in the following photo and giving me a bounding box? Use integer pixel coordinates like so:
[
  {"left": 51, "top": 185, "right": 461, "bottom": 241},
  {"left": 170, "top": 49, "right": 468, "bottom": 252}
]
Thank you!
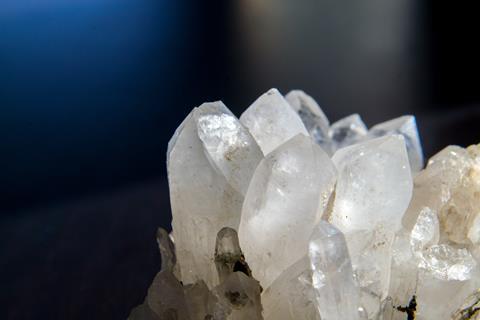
[
  {"left": 239, "top": 134, "right": 336, "bottom": 289},
  {"left": 131, "top": 88, "right": 480, "bottom": 320}
]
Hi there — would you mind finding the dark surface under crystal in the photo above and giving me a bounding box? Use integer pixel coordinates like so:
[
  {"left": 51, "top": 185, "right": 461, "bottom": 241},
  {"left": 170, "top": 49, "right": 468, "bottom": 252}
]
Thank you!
[{"left": 0, "top": 181, "right": 168, "bottom": 320}]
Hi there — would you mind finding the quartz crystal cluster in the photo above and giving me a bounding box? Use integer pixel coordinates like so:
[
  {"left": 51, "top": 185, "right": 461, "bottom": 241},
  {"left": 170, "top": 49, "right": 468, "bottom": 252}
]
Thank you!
[{"left": 129, "top": 89, "right": 480, "bottom": 320}]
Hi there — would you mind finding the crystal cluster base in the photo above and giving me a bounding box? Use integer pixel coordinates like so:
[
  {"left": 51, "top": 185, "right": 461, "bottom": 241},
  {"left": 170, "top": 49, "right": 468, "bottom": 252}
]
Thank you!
[{"left": 129, "top": 89, "right": 480, "bottom": 320}]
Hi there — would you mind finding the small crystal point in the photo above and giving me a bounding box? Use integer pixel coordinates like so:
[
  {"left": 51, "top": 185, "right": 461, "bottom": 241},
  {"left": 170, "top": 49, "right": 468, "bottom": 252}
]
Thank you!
[
  {"left": 196, "top": 102, "right": 263, "bottom": 195},
  {"left": 215, "top": 227, "right": 252, "bottom": 283},
  {"left": 329, "top": 113, "right": 368, "bottom": 151},
  {"left": 240, "top": 88, "right": 308, "bottom": 155},
  {"left": 239, "top": 134, "right": 336, "bottom": 289},
  {"left": 285, "top": 90, "right": 332, "bottom": 154},
  {"left": 309, "top": 220, "right": 361, "bottom": 320},
  {"left": 369, "top": 115, "right": 424, "bottom": 172}
]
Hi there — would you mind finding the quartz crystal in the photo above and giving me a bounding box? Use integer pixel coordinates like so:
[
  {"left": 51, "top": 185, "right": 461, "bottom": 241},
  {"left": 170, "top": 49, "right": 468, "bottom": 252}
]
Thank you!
[
  {"left": 168, "top": 101, "right": 262, "bottom": 288},
  {"left": 285, "top": 90, "right": 331, "bottom": 154},
  {"left": 309, "top": 221, "right": 361, "bottom": 320},
  {"left": 368, "top": 115, "right": 424, "bottom": 172},
  {"left": 239, "top": 134, "right": 336, "bottom": 289},
  {"left": 240, "top": 88, "right": 308, "bottom": 155},
  {"left": 329, "top": 114, "right": 368, "bottom": 151},
  {"left": 329, "top": 134, "right": 413, "bottom": 233},
  {"left": 131, "top": 88, "right": 480, "bottom": 320}
]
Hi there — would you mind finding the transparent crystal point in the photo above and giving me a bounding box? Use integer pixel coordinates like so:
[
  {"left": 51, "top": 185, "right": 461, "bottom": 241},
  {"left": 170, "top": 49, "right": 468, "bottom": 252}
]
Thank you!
[
  {"left": 168, "top": 102, "right": 257, "bottom": 288},
  {"left": 196, "top": 103, "right": 263, "bottom": 195},
  {"left": 329, "top": 114, "right": 368, "bottom": 152},
  {"left": 329, "top": 135, "right": 413, "bottom": 233},
  {"left": 240, "top": 88, "right": 308, "bottom": 155},
  {"left": 285, "top": 90, "right": 332, "bottom": 154},
  {"left": 308, "top": 220, "right": 361, "bottom": 320},
  {"left": 369, "top": 115, "right": 424, "bottom": 172},
  {"left": 239, "top": 134, "right": 336, "bottom": 289}
]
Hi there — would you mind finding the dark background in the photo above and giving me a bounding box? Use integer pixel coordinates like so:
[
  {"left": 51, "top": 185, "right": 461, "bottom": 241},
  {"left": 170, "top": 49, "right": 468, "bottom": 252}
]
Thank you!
[{"left": 1, "top": 0, "right": 479, "bottom": 319}]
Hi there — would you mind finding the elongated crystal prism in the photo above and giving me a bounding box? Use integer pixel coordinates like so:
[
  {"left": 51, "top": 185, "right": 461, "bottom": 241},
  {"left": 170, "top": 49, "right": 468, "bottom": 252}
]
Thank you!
[
  {"left": 168, "top": 101, "right": 261, "bottom": 288},
  {"left": 239, "top": 134, "right": 336, "bottom": 289},
  {"left": 309, "top": 221, "right": 361, "bottom": 320}
]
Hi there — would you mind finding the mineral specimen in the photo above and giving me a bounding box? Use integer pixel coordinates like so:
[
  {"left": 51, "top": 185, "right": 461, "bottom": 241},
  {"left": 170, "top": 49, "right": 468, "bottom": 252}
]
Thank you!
[{"left": 130, "top": 88, "right": 480, "bottom": 320}]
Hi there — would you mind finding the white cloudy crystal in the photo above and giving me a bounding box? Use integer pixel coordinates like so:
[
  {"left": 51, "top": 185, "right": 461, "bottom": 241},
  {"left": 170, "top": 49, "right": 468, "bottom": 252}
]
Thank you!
[
  {"left": 168, "top": 101, "right": 262, "bottom": 288},
  {"left": 402, "top": 145, "right": 473, "bottom": 230},
  {"left": 329, "top": 135, "right": 413, "bottom": 233},
  {"left": 239, "top": 134, "right": 336, "bottom": 289},
  {"left": 309, "top": 221, "right": 361, "bottom": 320},
  {"left": 240, "top": 88, "right": 308, "bottom": 155},
  {"left": 369, "top": 115, "right": 424, "bottom": 172}
]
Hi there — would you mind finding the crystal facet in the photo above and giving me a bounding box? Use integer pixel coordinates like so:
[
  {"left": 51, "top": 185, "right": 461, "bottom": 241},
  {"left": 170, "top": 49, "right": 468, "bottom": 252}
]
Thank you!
[
  {"left": 239, "top": 134, "right": 336, "bottom": 289},
  {"left": 240, "top": 88, "right": 308, "bottom": 155},
  {"left": 329, "top": 135, "right": 413, "bottom": 233},
  {"left": 368, "top": 115, "right": 424, "bottom": 172}
]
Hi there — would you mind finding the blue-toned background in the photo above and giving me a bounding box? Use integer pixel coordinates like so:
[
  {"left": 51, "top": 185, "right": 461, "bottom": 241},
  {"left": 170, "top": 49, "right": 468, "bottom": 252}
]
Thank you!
[{"left": 1, "top": 0, "right": 479, "bottom": 319}]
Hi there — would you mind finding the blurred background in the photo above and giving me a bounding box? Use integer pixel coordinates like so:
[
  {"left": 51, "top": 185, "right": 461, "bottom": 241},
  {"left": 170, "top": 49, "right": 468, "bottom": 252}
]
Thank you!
[{"left": 1, "top": 0, "right": 479, "bottom": 318}]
